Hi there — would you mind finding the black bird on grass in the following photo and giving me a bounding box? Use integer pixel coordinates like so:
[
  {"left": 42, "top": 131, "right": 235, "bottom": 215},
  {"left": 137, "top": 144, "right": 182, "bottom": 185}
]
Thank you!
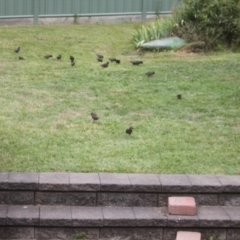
[
  {"left": 130, "top": 60, "right": 143, "bottom": 65},
  {"left": 109, "top": 58, "right": 117, "bottom": 62},
  {"left": 96, "top": 54, "right": 104, "bottom": 59},
  {"left": 97, "top": 57, "right": 103, "bottom": 62},
  {"left": 91, "top": 112, "right": 100, "bottom": 122},
  {"left": 115, "top": 59, "right": 121, "bottom": 64},
  {"left": 18, "top": 56, "right": 25, "bottom": 60},
  {"left": 126, "top": 127, "right": 133, "bottom": 136},
  {"left": 145, "top": 71, "right": 155, "bottom": 77},
  {"left": 70, "top": 56, "right": 74, "bottom": 61},
  {"left": 14, "top": 47, "right": 20, "bottom": 53},
  {"left": 101, "top": 62, "right": 109, "bottom": 68},
  {"left": 56, "top": 55, "right": 62, "bottom": 60},
  {"left": 177, "top": 94, "right": 182, "bottom": 99},
  {"left": 44, "top": 54, "right": 52, "bottom": 59}
]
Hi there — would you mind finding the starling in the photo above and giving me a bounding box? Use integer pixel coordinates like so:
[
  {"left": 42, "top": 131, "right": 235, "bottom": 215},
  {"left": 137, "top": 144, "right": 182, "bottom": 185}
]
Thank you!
[
  {"left": 101, "top": 62, "right": 109, "bottom": 68},
  {"left": 126, "top": 127, "right": 133, "bottom": 136},
  {"left": 44, "top": 54, "right": 52, "bottom": 59},
  {"left": 91, "top": 112, "right": 99, "bottom": 122},
  {"left": 56, "top": 55, "right": 61, "bottom": 60},
  {"left": 109, "top": 58, "right": 117, "bottom": 62},
  {"left": 70, "top": 56, "right": 74, "bottom": 61},
  {"left": 177, "top": 94, "right": 182, "bottom": 99},
  {"left": 14, "top": 47, "right": 20, "bottom": 53},
  {"left": 71, "top": 61, "right": 75, "bottom": 66},
  {"left": 97, "top": 57, "right": 103, "bottom": 62},
  {"left": 115, "top": 59, "right": 121, "bottom": 64},
  {"left": 130, "top": 60, "right": 143, "bottom": 65},
  {"left": 18, "top": 56, "right": 24, "bottom": 60},
  {"left": 146, "top": 71, "right": 155, "bottom": 77},
  {"left": 96, "top": 54, "right": 104, "bottom": 59}
]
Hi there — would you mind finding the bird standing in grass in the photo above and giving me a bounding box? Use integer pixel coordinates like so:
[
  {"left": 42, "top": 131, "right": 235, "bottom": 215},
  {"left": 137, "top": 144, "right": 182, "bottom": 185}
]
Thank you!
[
  {"left": 14, "top": 47, "right": 20, "bottom": 53},
  {"left": 130, "top": 60, "right": 143, "bottom": 65},
  {"left": 115, "top": 59, "right": 121, "bottom": 64},
  {"left": 18, "top": 56, "right": 24, "bottom": 60},
  {"left": 177, "top": 94, "right": 182, "bottom": 99},
  {"left": 96, "top": 54, "right": 104, "bottom": 59},
  {"left": 91, "top": 113, "right": 99, "bottom": 122},
  {"left": 56, "top": 55, "right": 61, "bottom": 60},
  {"left": 146, "top": 71, "right": 155, "bottom": 77},
  {"left": 126, "top": 127, "right": 133, "bottom": 136},
  {"left": 44, "top": 55, "right": 52, "bottom": 59},
  {"left": 97, "top": 58, "right": 103, "bottom": 62},
  {"left": 109, "top": 58, "right": 117, "bottom": 62},
  {"left": 70, "top": 56, "right": 74, "bottom": 61},
  {"left": 101, "top": 62, "right": 109, "bottom": 68}
]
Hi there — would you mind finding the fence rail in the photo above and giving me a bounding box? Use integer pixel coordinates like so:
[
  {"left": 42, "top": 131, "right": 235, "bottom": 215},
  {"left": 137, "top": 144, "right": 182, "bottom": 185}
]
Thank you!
[{"left": 0, "top": 0, "right": 180, "bottom": 25}]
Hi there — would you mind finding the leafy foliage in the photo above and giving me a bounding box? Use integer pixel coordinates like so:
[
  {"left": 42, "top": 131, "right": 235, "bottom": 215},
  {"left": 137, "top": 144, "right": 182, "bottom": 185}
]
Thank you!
[
  {"left": 133, "top": 0, "right": 240, "bottom": 51},
  {"left": 173, "top": 0, "right": 240, "bottom": 50},
  {"left": 132, "top": 17, "right": 177, "bottom": 48}
]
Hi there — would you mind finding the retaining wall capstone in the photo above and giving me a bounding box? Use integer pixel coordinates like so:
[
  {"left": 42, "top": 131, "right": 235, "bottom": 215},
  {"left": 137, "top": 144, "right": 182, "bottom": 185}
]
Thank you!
[{"left": 1, "top": 172, "right": 240, "bottom": 240}]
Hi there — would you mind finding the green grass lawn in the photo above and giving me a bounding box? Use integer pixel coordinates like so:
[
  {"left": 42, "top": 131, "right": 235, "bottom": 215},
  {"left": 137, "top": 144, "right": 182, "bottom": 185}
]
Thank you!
[{"left": 0, "top": 23, "right": 239, "bottom": 174}]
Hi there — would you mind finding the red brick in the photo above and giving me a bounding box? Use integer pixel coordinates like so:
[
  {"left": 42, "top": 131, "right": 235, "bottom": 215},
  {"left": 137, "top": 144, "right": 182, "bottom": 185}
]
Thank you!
[
  {"left": 176, "top": 231, "right": 201, "bottom": 240},
  {"left": 168, "top": 196, "right": 196, "bottom": 216}
]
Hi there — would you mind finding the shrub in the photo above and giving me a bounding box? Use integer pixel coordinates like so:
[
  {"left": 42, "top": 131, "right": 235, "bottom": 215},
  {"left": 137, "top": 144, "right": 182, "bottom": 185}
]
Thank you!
[
  {"left": 173, "top": 0, "right": 240, "bottom": 50},
  {"left": 132, "top": 0, "right": 240, "bottom": 51}
]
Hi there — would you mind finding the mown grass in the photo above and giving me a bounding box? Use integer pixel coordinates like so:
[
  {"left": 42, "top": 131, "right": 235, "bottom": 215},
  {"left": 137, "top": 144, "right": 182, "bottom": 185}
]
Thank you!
[{"left": 0, "top": 23, "right": 239, "bottom": 174}]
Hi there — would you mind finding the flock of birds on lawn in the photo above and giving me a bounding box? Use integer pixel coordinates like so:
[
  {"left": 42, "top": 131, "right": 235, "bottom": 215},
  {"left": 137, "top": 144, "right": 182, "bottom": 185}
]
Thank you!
[{"left": 14, "top": 46, "right": 182, "bottom": 136}]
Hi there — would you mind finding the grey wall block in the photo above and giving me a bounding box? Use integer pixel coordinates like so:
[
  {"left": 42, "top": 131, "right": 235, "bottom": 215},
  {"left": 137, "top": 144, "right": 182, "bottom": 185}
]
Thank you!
[
  {"left": 0, "top": 227, "right": 34, "bottom": 239},
  {"left": 128, "top": 173, "right": 161, "bottom": 192},
  {"left": 7, "top": 205, "right": 39, "bottom": 225},
  {"left": 39, "top": 172, "right": 69, "bottom": 191},
  {"left": 102, "top": 207, "right": 136, "bottom": 226},
  {"left": 100, "top": 228, "right": 163, "bottom": 240},
  {"left": 40, "top": 206, "right": 71, "bottom": 226},
  {"left": 98, "top": 192, "right": 157, "bottom": 207},
  {"left": 8, "top": 172, "right": 39, "bottom": 190},
  {"left": 0, "top": 206, "right": 8, "bottom": 225},
  {"left": 35, "top": 227, "right": 99, "bottom": 240},
  {"left": 72, "top": 206, "right": 103, "bottom": 227},
  {"left": 0, "top": 173, "right": 9, "bottom": 190},
  {"left": 70, "top": 173, "right": 100, "bottom": 191},
  {"left": 188, "top": 175, "right": 222, "bottom": 192},
  {"left": 99, "top": 173, "right": 132, "bottom": 191},
  {"left": 159, "top": 174, "right": 192, "bottom": 192},
  {"left": 0, "top": 191, "right": 34, "bottom": 205}
]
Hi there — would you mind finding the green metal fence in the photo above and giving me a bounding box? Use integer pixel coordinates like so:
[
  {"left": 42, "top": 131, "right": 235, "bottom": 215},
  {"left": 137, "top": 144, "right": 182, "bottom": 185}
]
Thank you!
[{"left": 0, "top": 0, "right": 180, "bottom": 25}]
